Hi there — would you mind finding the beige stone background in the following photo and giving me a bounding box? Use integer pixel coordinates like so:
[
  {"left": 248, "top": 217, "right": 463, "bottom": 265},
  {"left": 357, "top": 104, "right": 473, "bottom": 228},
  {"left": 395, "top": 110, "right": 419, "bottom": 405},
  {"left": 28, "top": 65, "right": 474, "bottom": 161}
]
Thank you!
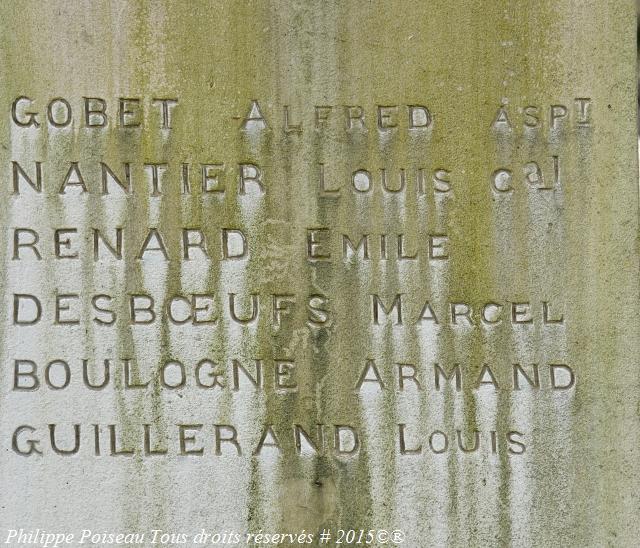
[{"left": 0, "top": 1, "right": 638, "bottom": 547}]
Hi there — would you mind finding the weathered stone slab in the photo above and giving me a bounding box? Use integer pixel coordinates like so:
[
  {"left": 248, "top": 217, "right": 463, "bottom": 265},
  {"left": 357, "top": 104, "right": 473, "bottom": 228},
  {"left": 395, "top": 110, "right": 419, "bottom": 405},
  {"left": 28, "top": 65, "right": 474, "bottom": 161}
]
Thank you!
[{"left": 0, "top": 1, "right": 638, "bottom": 546}]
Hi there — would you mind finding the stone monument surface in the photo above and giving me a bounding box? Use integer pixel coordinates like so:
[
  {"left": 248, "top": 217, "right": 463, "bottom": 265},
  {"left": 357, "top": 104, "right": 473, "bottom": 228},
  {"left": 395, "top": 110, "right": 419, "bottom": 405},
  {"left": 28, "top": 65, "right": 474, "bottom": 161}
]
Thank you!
[{"left": 0, "top": 1, "right": 638, "bottom": 547}]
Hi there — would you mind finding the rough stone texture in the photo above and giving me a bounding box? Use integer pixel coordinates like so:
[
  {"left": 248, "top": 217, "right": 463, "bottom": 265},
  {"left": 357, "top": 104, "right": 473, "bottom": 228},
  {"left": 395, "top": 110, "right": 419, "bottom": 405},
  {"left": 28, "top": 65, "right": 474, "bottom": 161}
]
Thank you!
[{"left": 0, "top": 1, "right": 638, "bottom": 547}]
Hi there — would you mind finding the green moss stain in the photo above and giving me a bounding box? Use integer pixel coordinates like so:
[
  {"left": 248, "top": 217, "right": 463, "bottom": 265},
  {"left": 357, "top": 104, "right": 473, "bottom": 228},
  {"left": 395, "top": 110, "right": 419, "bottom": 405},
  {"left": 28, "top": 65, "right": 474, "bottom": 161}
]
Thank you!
[{"left": 0, "top": 1, "right": 637, "bottom": 546}]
